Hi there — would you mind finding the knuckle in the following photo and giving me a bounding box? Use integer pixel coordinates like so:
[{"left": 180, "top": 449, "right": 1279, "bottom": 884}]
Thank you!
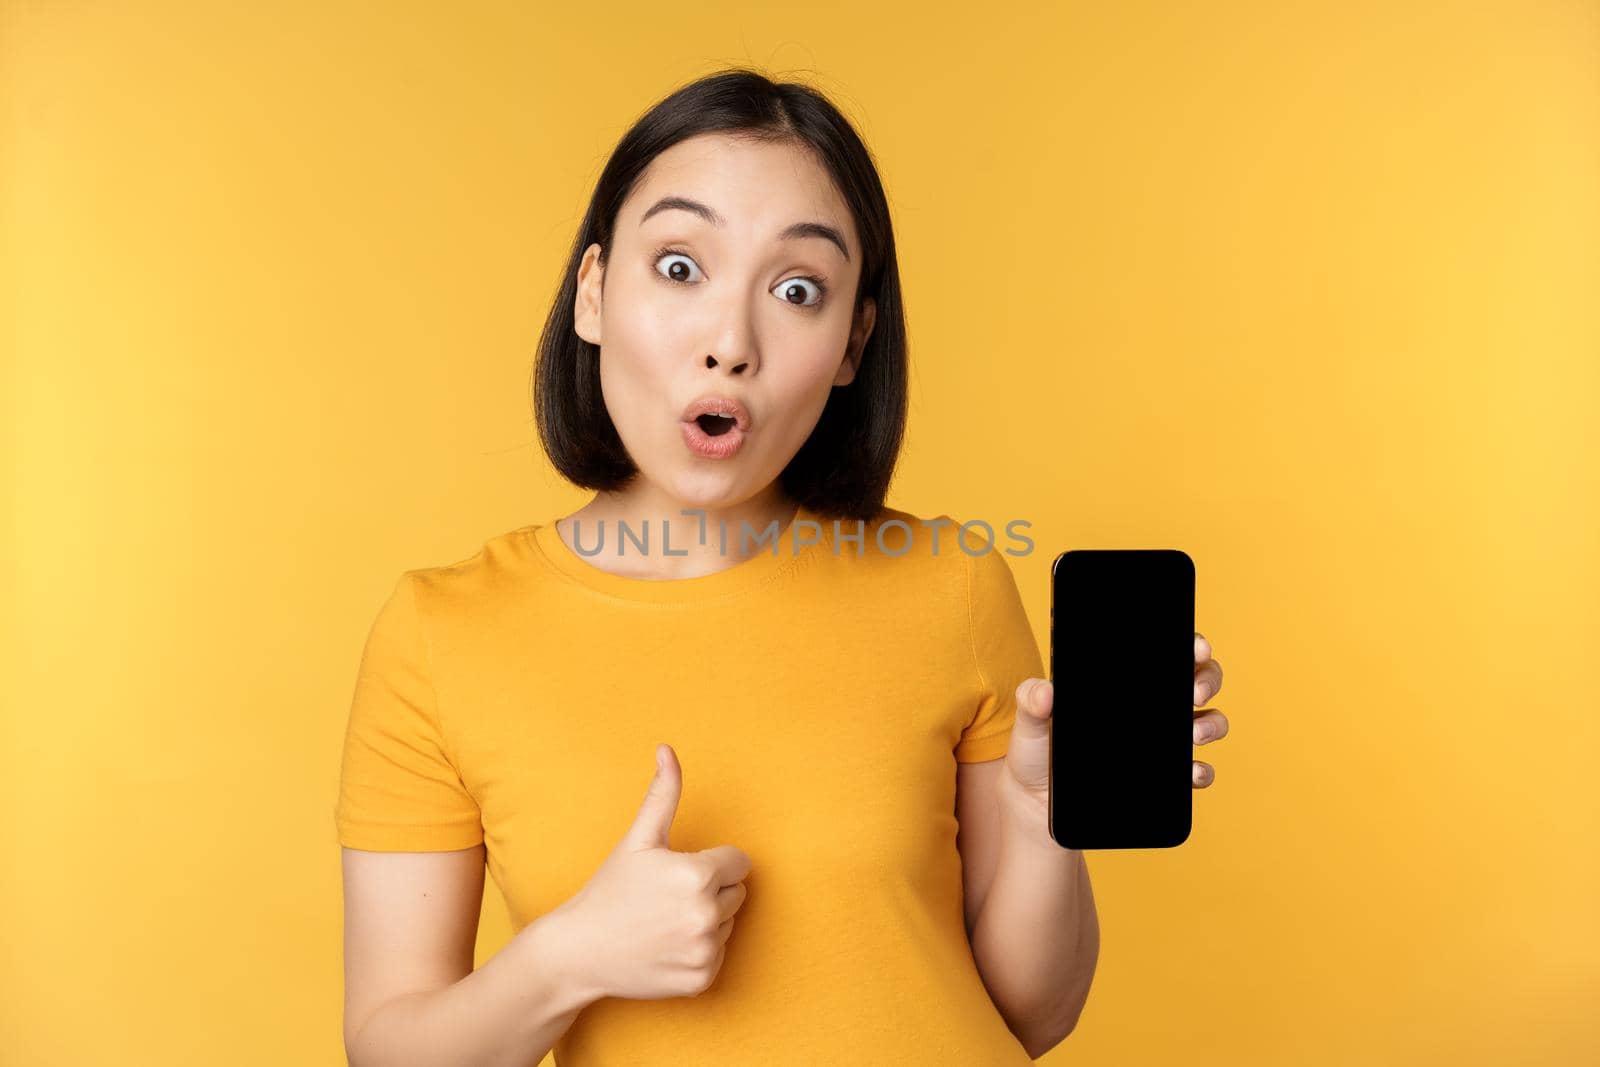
[
  {"left": 689, "top": 940, "right": 717, "bottom": 968},
  {"left": 682, "top": 856, "right": 712, "bottom": 890}
]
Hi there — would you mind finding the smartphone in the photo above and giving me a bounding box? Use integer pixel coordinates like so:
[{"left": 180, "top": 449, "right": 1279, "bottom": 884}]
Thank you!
[{"left": 1049, "top": 549, "right": 1196, "bottom": 850}]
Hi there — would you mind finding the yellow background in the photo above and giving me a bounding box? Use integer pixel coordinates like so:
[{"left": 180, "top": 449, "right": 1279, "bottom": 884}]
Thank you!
[{"left": 4, "top": 1, "right": 1595, "bottom": 1063}]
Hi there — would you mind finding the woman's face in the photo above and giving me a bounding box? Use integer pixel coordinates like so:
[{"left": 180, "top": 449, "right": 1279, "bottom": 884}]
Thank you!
[{"left": 573, "top": 132, "right": 876, "bottom": 512}]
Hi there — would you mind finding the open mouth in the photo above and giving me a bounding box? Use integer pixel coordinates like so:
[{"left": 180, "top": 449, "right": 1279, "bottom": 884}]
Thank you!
[{"left": 694, "top": 413, "right": 739, "bottom": 437}]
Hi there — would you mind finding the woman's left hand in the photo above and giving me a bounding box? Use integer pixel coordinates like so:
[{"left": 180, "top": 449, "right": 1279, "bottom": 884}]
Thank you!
[{"left": 1001, "top": 632, "right": 1228, "bottom": 810}]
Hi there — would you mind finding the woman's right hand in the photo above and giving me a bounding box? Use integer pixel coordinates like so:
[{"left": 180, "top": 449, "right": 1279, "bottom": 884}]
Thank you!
[{"left": 554, "top": 744, "right": 752, "bottom": 1002}]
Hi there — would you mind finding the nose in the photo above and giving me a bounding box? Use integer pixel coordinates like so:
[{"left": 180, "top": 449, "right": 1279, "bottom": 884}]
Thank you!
[
  {"left": 704, "top": 353, "right": 752, "bottom": 374},
  {"left": 699, "top": 284, "right": 760, "bottom": 375}
]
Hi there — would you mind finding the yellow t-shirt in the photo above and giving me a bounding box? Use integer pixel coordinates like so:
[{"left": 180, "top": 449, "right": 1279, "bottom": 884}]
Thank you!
[{"left": 335, "top": 503, "right": 1045, "bottom": 1065}]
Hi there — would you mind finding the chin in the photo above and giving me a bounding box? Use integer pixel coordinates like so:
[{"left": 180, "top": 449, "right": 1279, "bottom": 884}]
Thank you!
[
  {"left": 667, "top": 488, "right": 741, "bottom": 513},
  {"left": 663, "top": 476, "right": 752, "bottom": 512}
]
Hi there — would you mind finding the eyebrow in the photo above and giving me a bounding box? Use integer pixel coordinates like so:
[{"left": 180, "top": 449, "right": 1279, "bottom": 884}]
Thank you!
[{"left": 638, "top": 195, "right": 851, "bottom": 263}]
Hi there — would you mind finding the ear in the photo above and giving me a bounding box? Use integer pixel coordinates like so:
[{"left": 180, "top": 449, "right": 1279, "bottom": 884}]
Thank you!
[
  {"left": 574, "top": 243, "right": 604, "bottom": 345},
  {"left": 833, "top": 296, "right": 876, "bottom": 387}
]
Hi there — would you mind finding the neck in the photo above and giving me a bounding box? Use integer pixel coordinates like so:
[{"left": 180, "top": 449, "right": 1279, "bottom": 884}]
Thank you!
[{"left": 555, "top": 484, "right": 802, "bottom": 580}]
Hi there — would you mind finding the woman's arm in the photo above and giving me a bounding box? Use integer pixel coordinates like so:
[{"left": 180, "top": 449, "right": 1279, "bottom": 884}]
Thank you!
[
  {"left": 967, "top": 769, "right": 1100, "bottom": 1059},
  {"left": 342, "top": 846, "right": 603, "bottom": 1067}
]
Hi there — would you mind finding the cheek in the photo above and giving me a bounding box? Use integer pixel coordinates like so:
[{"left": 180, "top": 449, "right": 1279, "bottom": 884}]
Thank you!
[
  {"left": 604, "top": 295, "right": 691, "bottom": 378},
  {"left": 609, "top": 272, "right": 685, "bottom": 341},
  {"left": 598, "top": 297, "right": 682, "bottom": 418},
  {"left": 787, "top": 329, "right": 855, "bottom": 394},
  {"left": 597, "top": 351, "right": 668, "bottom": 440},
  {"left": 760, "top": 353, "right": 846, "bottom": 448}
]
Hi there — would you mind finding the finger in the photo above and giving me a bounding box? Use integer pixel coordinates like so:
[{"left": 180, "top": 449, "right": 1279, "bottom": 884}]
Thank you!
[
  {"left": 1010, "top": 678, "right": 1053, "bottom": 744},
  {"left": 695, "top": 844, "right": 754, "bottom": 887},
  {"left": 625, "top": 744, "right": 682, "bottom": 850},
  {"left": 1018, "top": 677, "right": 1053, "bottom": 719},
  {"left": 1193, "top": 759, "right": 1214, "bottom": 788},
  {"left": 714, "top": 880, "right": 748, "bottom": 922},
  {"left": 1193, "top": 708, "right": 1228, "bottom": 744},
  {"left": 1194, "top": 632, "right": 1212, "bottom": 665},
  {"left": 1193, "top": 658, "right": 1223, "bottom": 706}
]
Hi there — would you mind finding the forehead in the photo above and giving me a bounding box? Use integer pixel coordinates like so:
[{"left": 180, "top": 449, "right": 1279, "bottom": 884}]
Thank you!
[{"left": 623, "top": 133, "right": 856, "bottom": 255}]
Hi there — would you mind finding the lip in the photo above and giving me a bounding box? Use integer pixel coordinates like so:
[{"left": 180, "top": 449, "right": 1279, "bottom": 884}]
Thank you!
[
  {"left": 680, "top": 394, "right": 752, "bottom": 460},
  {"left": 681, "top": 418, "right": 745, "bottom": 459},
  {"left": 680, "top": 393, "right": 753, "bottom": 431}
]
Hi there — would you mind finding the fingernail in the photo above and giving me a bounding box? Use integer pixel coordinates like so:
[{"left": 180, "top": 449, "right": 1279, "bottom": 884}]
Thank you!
[{"left": 1197, "top": 725, "right": 1215, "bottom": 742}]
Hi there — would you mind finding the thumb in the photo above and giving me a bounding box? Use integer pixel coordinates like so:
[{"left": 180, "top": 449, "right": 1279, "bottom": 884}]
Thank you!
[
  {"left": 1011, "top": 678, "right": 1053, "bottom": 741},
  {"left": 622, "top": 743, "right": 682, "bottom": 851}
]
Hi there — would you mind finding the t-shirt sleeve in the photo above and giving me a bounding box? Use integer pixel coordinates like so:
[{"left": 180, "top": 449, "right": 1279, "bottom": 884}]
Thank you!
[
  {"left": 334, "top": 572, "right": 485, "bottom": 851},
  {"left": 955, "top": 544, "right": 1046, "bottom": 763}
]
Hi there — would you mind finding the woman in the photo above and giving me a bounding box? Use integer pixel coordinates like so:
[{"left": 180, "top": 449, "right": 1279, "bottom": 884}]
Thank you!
[{"left": 335, "top": 67, "right": 1227, "bottom": 1065}]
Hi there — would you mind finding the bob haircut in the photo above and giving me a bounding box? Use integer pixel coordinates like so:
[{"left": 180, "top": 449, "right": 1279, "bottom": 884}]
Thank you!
[{"left": 532, "top": 67, "right": 908, "bottom": 523}]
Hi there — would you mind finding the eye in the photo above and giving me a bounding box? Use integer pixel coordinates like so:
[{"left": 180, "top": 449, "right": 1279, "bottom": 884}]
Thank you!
[
  {"left": 652, "top": 245, "right": 831, "bottom": 311},
  {"left": 653, "top": 247, "right": 703, "bottom": 285},
  {"left": 772, "top": 275, "right": 829, "bottom": 309}
]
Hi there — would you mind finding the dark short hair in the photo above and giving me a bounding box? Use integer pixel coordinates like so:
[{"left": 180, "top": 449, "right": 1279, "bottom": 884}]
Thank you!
[{"left": 532, "top": 67, "right": 907, "bottom": 523}]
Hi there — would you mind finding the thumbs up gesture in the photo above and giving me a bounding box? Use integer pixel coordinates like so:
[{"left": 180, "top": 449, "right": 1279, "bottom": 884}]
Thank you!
[{"left": 556, "top": 744, "right": 753, "bottom": 1002}]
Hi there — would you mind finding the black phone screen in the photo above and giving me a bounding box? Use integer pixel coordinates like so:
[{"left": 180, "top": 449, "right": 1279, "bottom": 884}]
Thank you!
[{"left": 1049, "top": 549, "right": 1195, "bottom": 849}]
